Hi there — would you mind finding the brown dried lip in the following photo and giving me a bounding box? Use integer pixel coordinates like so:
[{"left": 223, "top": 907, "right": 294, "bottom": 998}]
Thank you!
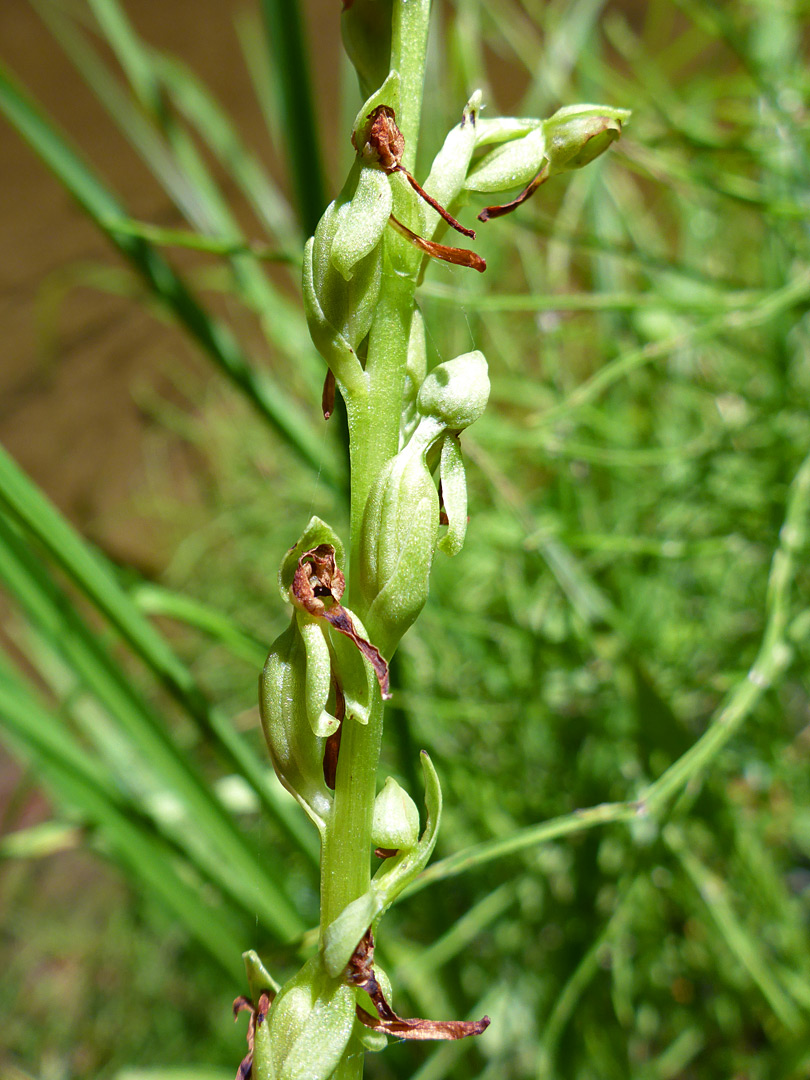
[
  {"left": 292, "top": 545, "right": 391, "bottom": 699},
  {"left": 358, "top": 105, "right": 481, "bottom": 247},
  {"left": 233, "top": 991, "right": 274, "bottom": 1080},
  {"left": 347, "top": 929, "right": 490, "bottom": 1041}
]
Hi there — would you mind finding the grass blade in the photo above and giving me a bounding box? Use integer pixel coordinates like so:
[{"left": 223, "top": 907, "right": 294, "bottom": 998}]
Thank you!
[
  {"left": 259, "top": 0, "right": 328, "bottom": 236},
  {"left": 0, "top": 59, "right": 340, "bottom": 488}
]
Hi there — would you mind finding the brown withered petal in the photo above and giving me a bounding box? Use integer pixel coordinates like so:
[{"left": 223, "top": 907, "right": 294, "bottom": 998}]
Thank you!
[
  {"left": 292, "top": 544, "right": 346, "bottom": 617},
  {"left": 322, "top": 606, "right": 391, "bottom": 699},
  {"left": 322, "top": 369, "right": 336, "bottom": 420},
  {"left": 359, "top": 105, "right": 404, "bottom": 171},
  {"left": 291, "top": 545, "right": 391, "bottom": 699},
  {"left": 323, "top": 681, "right": 345, "bottom": 789},
  {"left": 346, "top": 930, "right": 490, "bottom": 1043},
  {"left": 355, "top": 1005, "right": 491, "bottom": 1041},
  {"left": 388, "top": 215, "right": 486, "bottom": 273},
  {"left": 233, "top": 993, "right": 273, "bottom": 1080},
  {"left": 361, "top": 106, "right": 475, "bottom": 240},
  {"left": 477, "top": 161, "right": 550, "bottom": 222},
  {"left": 401, "top": 170, "right": 476, "bottom": 239}
]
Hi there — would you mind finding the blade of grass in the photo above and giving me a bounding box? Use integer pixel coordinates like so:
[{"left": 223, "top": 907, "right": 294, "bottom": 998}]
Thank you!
[
  {"left": 0, "top": 442, "right": 312, "bottom": 871},
  {"left": 0, "top": 511, "right": 317, "bottom": 923},
  {"left": 665, "top": 824, "right": 803, "bottom": 1031},
  {"left": 0, "top": 59, "right": 340, "bottom": 488},
  {"left": 259, "top": 0, "right": 327, "bottom": 236},
  {"left": 408, "top": 444, "right": 810, "bottom": 894},
  {"left": 151, "top": 51, "right": 299, "bottom": 248},
  {"left": 0, "top": 655, "right": 246, "bottom": 978},
  {"left": 33, "top": 0, "right": 323, "bottom": 385}
]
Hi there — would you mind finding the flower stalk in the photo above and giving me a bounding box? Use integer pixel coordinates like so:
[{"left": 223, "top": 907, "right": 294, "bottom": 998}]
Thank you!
[{"left": 237, "top": 2, "right": 628, "bottom": 1077}]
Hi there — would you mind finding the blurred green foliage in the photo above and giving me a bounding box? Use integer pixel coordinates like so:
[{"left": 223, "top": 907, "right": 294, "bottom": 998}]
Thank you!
[{"left": 2, "top": 0, "right": 810, "bottom": 1078}]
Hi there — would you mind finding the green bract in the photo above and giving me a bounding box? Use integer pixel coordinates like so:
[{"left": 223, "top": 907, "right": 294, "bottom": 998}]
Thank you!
[
  {"left": 253, "top": 957, "right": 356, "bottom": 1080},
  {"left": 322, "top": 752, "right": 442, "bottom": 978}
]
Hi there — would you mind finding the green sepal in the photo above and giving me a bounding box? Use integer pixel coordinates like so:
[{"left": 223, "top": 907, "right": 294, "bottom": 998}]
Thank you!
[
  {"left": 259, "top": 622, "right": 332, "bottom": 833},
  {"left": 296, "top": 612, "right": 340, "bottom": 738},
  {"left": 437, "top": 434, "right": 467, "bottom": 557},
  {"left": 277, "top": 517, "right": 346, "bottom": 605},
  {"left": 421, "top": 91, "right": 483, "bottom": 234},
  {"left": 416, "top": 351, "right": 490, "bottom": 431},
  {"left": 254, "top": 956, "right": 356, "bottom": 1080},
  {"left": 326, "top": 613, "right": 376, "bottom": 725},
  {"left": 322, "top": 752, "right": 442, "bottom": 978},
  {"left": 351, "top": 69, "right": 401, "bottom": 153},
  {"left": 473, "top": 116, "right": 542, "bottom": 148},
  {"left": 244, "top": 950, "right": 281, "bottom": 1000},
  {"left": 465, "top": 127, "right": 547, "bottom": 193},
  {"left": 330, "top": 166, "right": 392, "bottom": 282}
]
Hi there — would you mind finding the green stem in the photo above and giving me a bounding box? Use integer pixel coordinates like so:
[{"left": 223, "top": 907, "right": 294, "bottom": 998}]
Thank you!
[
  {"left": 318, "top": 0, "right": 432, "bottom": 1010},
  {"left": 319, "top": 694, "right": 383, "bottom": 932}
]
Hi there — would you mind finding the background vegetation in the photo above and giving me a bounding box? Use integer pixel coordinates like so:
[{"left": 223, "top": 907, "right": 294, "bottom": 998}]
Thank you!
[{"left": 2, "top": 0, "right": 810, "bottom": 1077}]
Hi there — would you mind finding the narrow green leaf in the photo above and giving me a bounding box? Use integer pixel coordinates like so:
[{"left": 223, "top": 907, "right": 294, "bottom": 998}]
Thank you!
[
  {"left": 0, "top": 59, "right": 340, "bottom": 488},
  {"left": 260, "top": 0, "right": 328, "bottom": 236}
]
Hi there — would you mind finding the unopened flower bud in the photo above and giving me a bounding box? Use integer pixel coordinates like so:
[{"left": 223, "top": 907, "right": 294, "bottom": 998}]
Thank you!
[
  {"left": 542, "top": 104, "right": 630, "bottom": 172},
  {"left": 416, "top": 350, "right": 490, "bottom": 431},
  {"left": 372, "top": 777, "right": 420, "bottom": 851}
]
